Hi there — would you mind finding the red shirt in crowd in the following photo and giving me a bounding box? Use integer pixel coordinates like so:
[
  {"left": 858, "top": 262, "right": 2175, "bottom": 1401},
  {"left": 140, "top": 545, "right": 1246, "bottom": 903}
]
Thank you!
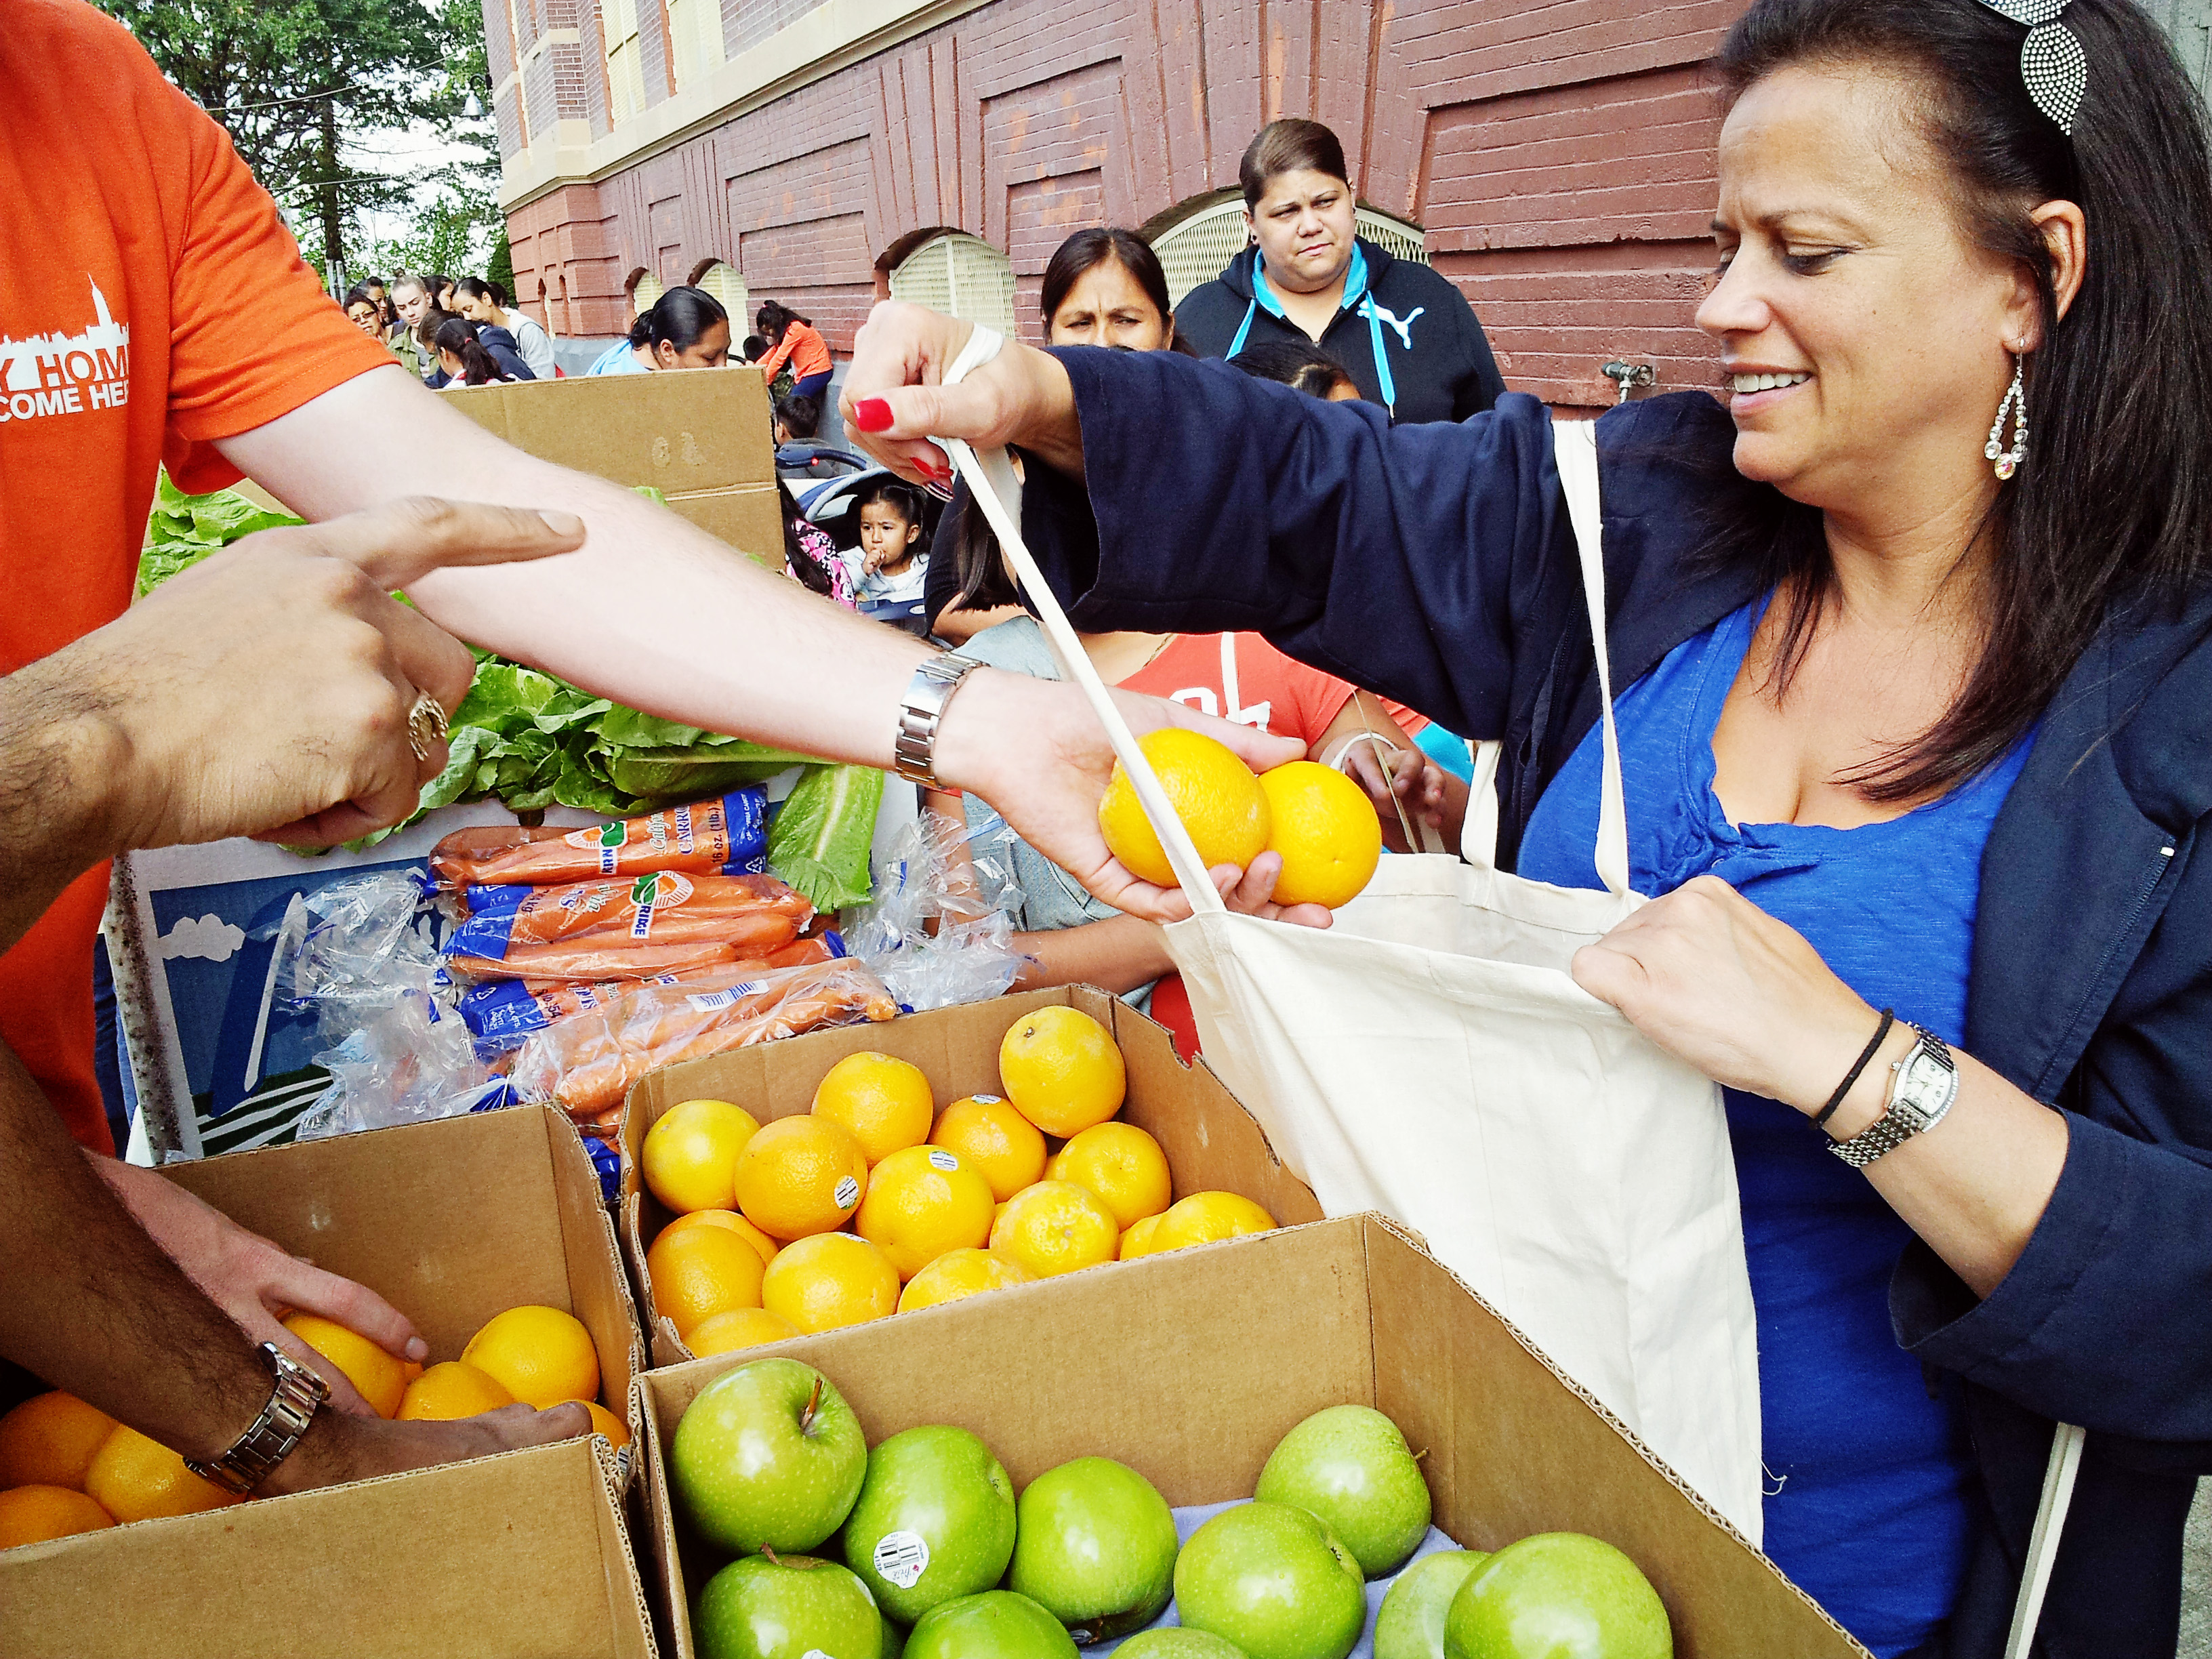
[{"left": 0, "top": 0, "right": 394, "bottom": 1151}]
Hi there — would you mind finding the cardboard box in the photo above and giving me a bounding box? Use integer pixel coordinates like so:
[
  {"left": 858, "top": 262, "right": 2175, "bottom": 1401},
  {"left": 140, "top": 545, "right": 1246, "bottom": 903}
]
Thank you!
[
  {"left": 0, "top": 1437, "right": 653, "bottom": 1659},
  {"left": 445, "top": 369, "right": 784, "bottom": 565},
  {"left": 620, "top": 987, "right": 1326, "bottom": 1366},
  {"left": 164, "top": 1104, "right": 646, "bottom": 1444},
  {"left": 638, "top": 1215, "right": 1865, "bottom": 1659}
]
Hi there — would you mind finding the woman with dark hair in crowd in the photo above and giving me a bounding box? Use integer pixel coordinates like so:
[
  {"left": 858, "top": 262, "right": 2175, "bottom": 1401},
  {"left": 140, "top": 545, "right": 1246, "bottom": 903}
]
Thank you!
[
  {"left": 846, "top": 3, "right": 2212, "bottom": 1652},
  {"left": 453, "top": 276, "right": 556, "bottom": 380},
  {"left": 417, "top": 311, "right": 533, "bottom": 388},
  {"left": 586, "top": 285, "right": 731, "bottom": 375},
  {"left": 428, "top": 316, "right": 521, "bottom": 388},
  {"left": 341, "top": 285, "right": 386, "bottom": 342},
  {"left": 924, "top": 227, "right": 1196, "bottom": 642},
  {"left": 754, "top": 300, "right": 834, "bottom": 402},
  {"left": 1174, "top": 118, "right": 1504, "bottom": 424}
]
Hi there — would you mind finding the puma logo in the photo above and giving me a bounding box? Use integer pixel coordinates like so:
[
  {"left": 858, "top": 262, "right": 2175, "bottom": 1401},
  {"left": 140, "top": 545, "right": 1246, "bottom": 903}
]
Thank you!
[{"left": 1366, "top": 300, "right": 1425, "bottom": 350}]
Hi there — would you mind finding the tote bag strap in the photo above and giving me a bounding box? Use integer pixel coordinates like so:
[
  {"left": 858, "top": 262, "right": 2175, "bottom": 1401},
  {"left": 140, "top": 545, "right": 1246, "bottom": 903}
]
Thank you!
[
  {"left": 2003, "top": 1421, "right": 2085, "bottom": 1659},
  {"left": 1461, "top": 424, "right": 1629, "bottom": 894},
  {"left": 1551, "top": 419, "right": 1632, "bottom": 898},
  {"left": 934, "top": 327, "right": 1229, "bottom": 917}
]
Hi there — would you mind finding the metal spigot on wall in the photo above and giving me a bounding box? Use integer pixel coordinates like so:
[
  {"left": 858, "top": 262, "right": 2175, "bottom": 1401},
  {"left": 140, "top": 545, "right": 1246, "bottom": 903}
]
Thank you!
[{"left": 1602, "top": 362, "right": 1656, "bottom": 404}]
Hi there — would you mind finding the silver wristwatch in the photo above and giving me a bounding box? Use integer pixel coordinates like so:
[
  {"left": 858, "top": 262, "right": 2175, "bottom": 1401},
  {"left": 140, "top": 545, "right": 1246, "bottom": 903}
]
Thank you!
[
  {"left": 893, "top": 653, "right": 983, "bottom": 787},
  {"left": 185, "top": 1341, "right": 331, "bottom": 1495},
  {"left": 1829, "top": 1023, "right": 1959, "bottom": 1168}
]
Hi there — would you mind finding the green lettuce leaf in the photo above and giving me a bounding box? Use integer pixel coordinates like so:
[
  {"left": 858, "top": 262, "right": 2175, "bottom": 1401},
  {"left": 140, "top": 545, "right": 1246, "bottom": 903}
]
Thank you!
[{"left": 765, "top": 764, "right": 882, "bottom": 911}]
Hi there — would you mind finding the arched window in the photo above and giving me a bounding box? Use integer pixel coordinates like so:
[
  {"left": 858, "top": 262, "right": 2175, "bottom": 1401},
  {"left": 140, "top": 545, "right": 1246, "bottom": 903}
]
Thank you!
[
  {"left": 626, "top": 268, "right": 664, "bottom": 320},
  {"left": 689, "top": 259, "right": 750, "bottom": 327},
  {"left": 887, "top": 232, "right": 1016, "bottom": 337},
  {"left": 1147, "top": 192, "right": 1429, "bottom": 308}
]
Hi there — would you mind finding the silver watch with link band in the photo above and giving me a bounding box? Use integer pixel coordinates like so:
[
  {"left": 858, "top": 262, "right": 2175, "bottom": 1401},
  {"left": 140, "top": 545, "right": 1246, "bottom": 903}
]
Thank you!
[
  {"left": 1828, "top": 1022, "right": 1959, "bottom": 1168},
  {"left": 893, "top": 653, "right": 984, "bottom": 787},
  {"left": 184, "top": 1341, "right": 330, "bottom": 1495}
]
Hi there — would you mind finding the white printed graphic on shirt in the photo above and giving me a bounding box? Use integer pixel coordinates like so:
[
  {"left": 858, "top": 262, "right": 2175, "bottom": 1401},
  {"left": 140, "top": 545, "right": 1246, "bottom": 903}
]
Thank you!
[
  {"left": 0, "top": 278, "right": 130, "bottom": 424},
  {"left": 1366, "top": 300, "right": 1425, "bottom": 350},
  {"left": 1167, "top": 634, "right": 1273, "bottom": 731}
]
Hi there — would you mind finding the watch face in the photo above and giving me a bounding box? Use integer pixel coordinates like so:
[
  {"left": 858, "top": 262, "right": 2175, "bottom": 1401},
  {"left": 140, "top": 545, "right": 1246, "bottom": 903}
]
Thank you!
[{"left": 1893, "top": 1048, "right": 1952, "bottom": 1127}]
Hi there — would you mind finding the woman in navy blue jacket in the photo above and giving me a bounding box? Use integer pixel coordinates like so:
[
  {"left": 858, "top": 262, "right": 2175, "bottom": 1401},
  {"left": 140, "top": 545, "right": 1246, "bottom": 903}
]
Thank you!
[{"left": 840, "top": 3, "right": 2212, "bottom": 1653}]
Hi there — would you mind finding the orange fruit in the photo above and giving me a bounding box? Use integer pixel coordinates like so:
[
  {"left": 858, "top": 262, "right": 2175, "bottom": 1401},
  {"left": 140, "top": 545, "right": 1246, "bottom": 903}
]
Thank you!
[
  {"left": 1097, "top": 727, "right": 1271, "bottom": 887},
  {"left": 812, "top": 1052, "right": 934, "bottom": 1164},
  {"left": 760, "top": 1233, "right": 900, "bottom": 1334},
  {"left": 1120, "top": 1214, "right": 1167, "bottom": 1259},
  {"left": 0, "top": 1392, "right": 117, "bottom": 1490},
  {"left": 283, "top": 1313, "right": 407, "bottom": 1419},
  {"left": 403, "top": 1358, "right": 426, "bottom": 1383},
  {"left": 989, "top": 1181, "right": 1120, "bottom": 1279},
  {"left": 898, "top": 1248, "right": 1033, "bottom": 1313},
  {"left": 1054, "top": 1122, "right": 1173, "bottom": 1229},
  {"left": 855, "top": 1145, "right": 996, "bottom": 1279},
  {"left": 733, "top": 1115, "right": 869, "bottom": 1240},
  {"left": 661, "top": 1208, "right": 780, "bottom": 1271},
  {"left": 462, "top": 1306, "right": 600, "bottom": 1410},
  {"left": 998, "top": 1006, "right": 1126, "bottom": 1137},
  {"left": 1152, "top": 1191, "right": 1277, "bottom": 1253},
  {"left": 647, "top": 1223, "right": 767, "bottom": 1338},
  {"left": 0, "top": 1486, "right": 113, "bottom": 1548},
  {"left": 397, "top": 1361, "right": 515, "bottom": 1422},
  {"left": 932, "top": 1096, "right": 1047, "bottom": 1202},
  {"left": 641, "top": 1098, "right": 761, "bottom": 1214},
  {"left": 1258, "top": 761, "right": 1383, "bottom": 907},
  {"left": 688, "top": 1307, "right": 802, "bottom": 1357},
  {"left": 83, "top": 1427, "right": 236, "bottom": 1522},
  {"left": 575, "top": 1399, "right": 632, "bottom": 1449}
]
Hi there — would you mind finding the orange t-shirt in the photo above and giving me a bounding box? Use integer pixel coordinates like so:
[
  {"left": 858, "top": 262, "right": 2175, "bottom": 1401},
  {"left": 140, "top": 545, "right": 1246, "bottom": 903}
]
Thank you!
[
  {"left": 1115, "top": 632, "right": 1357, "bottom": 747},
  {"left": 759, "top": 319, "right": 833, "bottom": 381},
  {"left": 0, "top": 1, "right": 395, "bottom": 1151}
]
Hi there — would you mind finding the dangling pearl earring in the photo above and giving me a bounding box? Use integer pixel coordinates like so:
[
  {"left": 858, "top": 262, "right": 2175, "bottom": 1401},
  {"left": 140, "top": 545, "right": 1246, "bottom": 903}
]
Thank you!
[{"left": 1985, "top": 353, "right": 2028, "bottom": 481}]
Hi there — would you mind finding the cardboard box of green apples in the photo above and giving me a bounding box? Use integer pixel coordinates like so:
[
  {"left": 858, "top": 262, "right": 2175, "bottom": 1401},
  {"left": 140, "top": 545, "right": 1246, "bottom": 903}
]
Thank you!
[{"left": 636, "top": 1214, "right": 1870, "bottom": 1659}]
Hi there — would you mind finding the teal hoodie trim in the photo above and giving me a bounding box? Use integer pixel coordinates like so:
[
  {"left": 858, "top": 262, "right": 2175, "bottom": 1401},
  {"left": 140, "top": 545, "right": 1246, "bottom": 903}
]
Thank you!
[{"left": 1223, "top": 243, "right": 1397, "bottom": 414}]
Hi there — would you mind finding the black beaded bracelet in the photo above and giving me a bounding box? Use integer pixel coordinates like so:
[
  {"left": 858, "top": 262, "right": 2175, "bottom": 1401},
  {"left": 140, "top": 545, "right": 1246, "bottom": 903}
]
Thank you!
[{"left": 1814, "top": 1008, "right": 1895, "bottom": 1130}]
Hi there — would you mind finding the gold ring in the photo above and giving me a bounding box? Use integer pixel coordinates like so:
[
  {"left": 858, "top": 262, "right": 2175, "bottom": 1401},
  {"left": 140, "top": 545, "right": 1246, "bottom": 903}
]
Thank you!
[{"left": 406, "top": 691, "right": 449, "bottom": 763}]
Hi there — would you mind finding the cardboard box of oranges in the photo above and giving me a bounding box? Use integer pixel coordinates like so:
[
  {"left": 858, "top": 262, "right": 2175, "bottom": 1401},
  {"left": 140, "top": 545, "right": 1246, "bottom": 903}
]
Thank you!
[
  {"left": 0, "top": 1106, "right": 657, "bottom": 1658},
  {"left": 619, "top": 987, "right": 1324, "bottom": 1367},
  {"left": 634, "top": 1214, "right": 1861, "bottom": 1659}
]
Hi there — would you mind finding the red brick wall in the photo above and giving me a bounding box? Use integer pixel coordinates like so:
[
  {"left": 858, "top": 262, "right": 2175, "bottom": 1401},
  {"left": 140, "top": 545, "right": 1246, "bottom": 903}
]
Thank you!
[{"left": 500, "top": 0, "right": 1748, "bottom": 406}]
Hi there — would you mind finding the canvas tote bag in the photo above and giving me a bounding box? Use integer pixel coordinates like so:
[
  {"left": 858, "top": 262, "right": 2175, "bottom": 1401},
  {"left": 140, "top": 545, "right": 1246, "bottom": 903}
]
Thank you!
[{"left": 935, "top": 330, "right": 1763, "bottom": 1538}]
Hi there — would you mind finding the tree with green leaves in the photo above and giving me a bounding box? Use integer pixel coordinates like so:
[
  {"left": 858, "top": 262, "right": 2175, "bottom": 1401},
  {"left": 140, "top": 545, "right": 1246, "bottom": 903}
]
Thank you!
[{"left": 94, "top": 0, "right": 490, "bottom": 283}]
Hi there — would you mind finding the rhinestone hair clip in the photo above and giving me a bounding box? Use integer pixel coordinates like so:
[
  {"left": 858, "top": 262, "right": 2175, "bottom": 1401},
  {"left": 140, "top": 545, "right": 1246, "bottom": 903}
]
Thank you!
[{"left": 1975, "top": 0, "right": 2087, "bottom": 135}]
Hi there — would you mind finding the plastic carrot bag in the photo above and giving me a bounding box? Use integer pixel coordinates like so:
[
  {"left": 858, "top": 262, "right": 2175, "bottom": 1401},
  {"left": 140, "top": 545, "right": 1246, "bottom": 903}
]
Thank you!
[
  {"left": 453, "top": 871, "right": 813, "bottom": 945},
  {"left": 512, "top": 958, "right": 899, "bottom": 1118},
  {"left": 427, "top": 790, "right": 769, "bottom": 890},
  {"left": 441, "top": 937, "right": 757, "bottom": 984}
]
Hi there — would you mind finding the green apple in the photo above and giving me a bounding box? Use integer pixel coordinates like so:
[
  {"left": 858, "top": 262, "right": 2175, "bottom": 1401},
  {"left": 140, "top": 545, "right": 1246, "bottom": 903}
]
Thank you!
[
  {"left": 1173, "top": 1502, "right": 1366, "bottom": 1659},
  {"left": 1114, "top": 1629, "right": 1252, "bottom": 1657},
  {"left": 673, "top": 1358, "right": 868, "bottom": 1555},
  {"left": 1006, "top": 1456, "right": 1179, "bottom": 1639},
  {"left": 1443, "top": 1534, "right": 1671, "bottom": 1659},
  {"left": 905, "top": 1590, "right": 1078, "bottom": 1658},
  {"left": 1254, "top": 1405, "right": 1433, "bottom": 1578},
  {"left": 693, "top": 1552, "right": 884, "bottom": 1659},
  {"left": 1374, "top": 1551, "right": 1488, "bottom": 1659},
  {"left": 842, "top": 1425, "right": 1017, "bottom": 1624}
]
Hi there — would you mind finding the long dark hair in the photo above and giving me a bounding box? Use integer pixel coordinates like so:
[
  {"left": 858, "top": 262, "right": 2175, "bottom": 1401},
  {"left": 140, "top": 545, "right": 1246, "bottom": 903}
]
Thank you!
[
  {"left": 1232, "top": 338, "right": 1356, "bottom": 399},
  {"left": 454, "top": 275, "right": 502, "bottom": 312},
  {"left": 432, "top": 316, "right": 504, "bottom": 386},
  {"left": 756, "top": 300, "right": 810, "bottom": 342},
  {"left": 782, "top": 488, "right": 836, "bottom": 597},
  {"left": 627, "top": 285, "right": 728, "bottom": 354},
  {"left": 1711, "top": 0, "right": 2212, "bottom": 800}
]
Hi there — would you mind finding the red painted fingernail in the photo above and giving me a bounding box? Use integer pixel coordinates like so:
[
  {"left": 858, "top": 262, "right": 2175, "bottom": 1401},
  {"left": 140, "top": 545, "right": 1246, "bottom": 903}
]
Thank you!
[{"left": 852, "top": 397, "right": 893, "bottom": 432}]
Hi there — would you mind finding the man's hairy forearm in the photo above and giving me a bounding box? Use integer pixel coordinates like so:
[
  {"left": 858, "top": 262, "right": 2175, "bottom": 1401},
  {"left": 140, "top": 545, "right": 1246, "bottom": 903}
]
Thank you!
[
  {"left": 0, "top": 655, "right": 129, "bottom": 954},
  {"left": 0, "top": 1038, "right": 266, "bottom": 1461}
]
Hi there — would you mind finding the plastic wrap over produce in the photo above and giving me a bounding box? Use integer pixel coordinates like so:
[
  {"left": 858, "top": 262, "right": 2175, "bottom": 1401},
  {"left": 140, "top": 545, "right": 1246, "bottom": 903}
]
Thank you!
[
  {"left": 427, "top": 789, "right": 769, "bottom": 889},
  {"left": 846, "top": 813, "right": 1025, "bottom": 1012},
  {"left": 440, "top": 871, "right": 813, "bottom": 979},
  {"left": 511, "top": 957, "right": 899, "bottom": 1124}
]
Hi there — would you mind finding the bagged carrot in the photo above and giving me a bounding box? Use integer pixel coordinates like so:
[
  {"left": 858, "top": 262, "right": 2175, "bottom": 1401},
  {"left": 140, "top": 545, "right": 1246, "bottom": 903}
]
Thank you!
[
  {"left": 427, "top": 790, "right": 768, "bottom": 890},
  {"left": 441, "top": 937, "right": 758, "bottom": 984},
  {"left": 512, "top": 958, "right": 899, "bottom": 1118},
  {"left": 451, "top": 872, "right": 813, "bottom": 947},
  {"left": 453, "top": 951, "right": 821, "bottom": 1056}
]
